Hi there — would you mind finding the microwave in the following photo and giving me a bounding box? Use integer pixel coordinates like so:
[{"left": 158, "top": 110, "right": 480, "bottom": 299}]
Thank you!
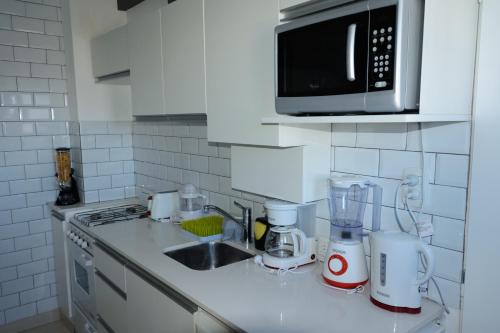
[{"left": 275, "top": 0, "right": 424, "bottom": 115}]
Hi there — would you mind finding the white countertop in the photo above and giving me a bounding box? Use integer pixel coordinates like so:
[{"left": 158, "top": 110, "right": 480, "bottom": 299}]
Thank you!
[{"left": 84, "top": 218, "right": 443, "bottom": 333}]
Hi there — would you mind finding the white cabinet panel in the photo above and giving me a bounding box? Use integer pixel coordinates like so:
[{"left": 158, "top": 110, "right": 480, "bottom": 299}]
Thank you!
[
  {"left": 128, "top": 0, "right": 166, "bottom": 116},
  {"left": 231, "top": 144, "right": 330, "bottom": 203},
  {"left": 91, "top": 25, "right": 129, "bottom": 79},
  {"left": 162, "top": 0, "right": 206, "bottom": 115},
  {"left": 51, "top": 215, "right": 72, "bottom": 319},
  {"left": 126, "top": 268, "right": 195, "bottom": 333},
  {"left": 95, "top": 273, "right": 128, "bottom": 333},
  {"left": 194, "top": 309, "right": 234, "bottom": 333},
  {"left": 94, "top": 245, "right": 126, "bottom": 292},
  {"left": 419, "top": 0, "right": 478, "bottom": 116}
]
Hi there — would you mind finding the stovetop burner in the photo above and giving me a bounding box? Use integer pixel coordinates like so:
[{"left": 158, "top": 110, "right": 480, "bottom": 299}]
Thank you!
[{"left": 73, "top": 204, "right": 148, "bottom": 227}]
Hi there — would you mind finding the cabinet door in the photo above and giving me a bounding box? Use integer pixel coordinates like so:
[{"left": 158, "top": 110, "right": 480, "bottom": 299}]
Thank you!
[
  {"left": 128, "top": 0, "right": 166, "bottom": 116},
  {"left": 205, "top": 0, "right": 281, "bottom": 145},
  {"left": 162, "top": 0, "right": 206, "bottom": 115},
  {"left": 126, "top": 268, "right": 195, "bottom": 333},
  {"left": 194, "top": 309, "right": 234, "bottom": 333}
]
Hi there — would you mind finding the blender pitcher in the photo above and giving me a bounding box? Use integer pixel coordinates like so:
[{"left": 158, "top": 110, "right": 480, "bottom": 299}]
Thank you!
[{"left": 322, "top": 176, "right": 382, "bottom": 289}]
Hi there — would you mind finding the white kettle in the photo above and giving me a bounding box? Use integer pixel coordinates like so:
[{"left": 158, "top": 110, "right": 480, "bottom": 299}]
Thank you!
[
  {"left": 147, "top": 190, "right": 179, "bottom": 221},
  {"left": 369, "top": 230, "right": 434, "bottom": 314}
]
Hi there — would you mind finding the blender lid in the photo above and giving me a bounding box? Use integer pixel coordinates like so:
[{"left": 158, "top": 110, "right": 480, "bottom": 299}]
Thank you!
[
  {"left": 179, "top": 183, "right": 202, "bottom": 199},
  {"left": 330, "top": 176, "right": 369, "bottom": 189},
  {"left": 264, "top": 200, "right": 300, "bottom": 211}
]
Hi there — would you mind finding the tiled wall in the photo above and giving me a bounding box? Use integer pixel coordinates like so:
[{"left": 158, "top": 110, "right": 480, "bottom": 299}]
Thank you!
[
  {"left": 0, "top": 0, "right": 70, "bottom": 326},
  {"left": 322, "top": 122, "right": 470, "bottom": 310},
  {"left": 71, "top": 121, "right": 135, "bottom": 204},
  {"left": 132, "top": 120, "right": 267, "bottom": 216},
  {"left": 132, "top": 119, "right": 470, "bottom": 312},
  {"left": 0, "top": 121, "right": 70, "bottom": 325}
]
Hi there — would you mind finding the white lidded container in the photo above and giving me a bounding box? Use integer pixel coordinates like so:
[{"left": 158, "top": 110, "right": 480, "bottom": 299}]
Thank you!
[{"left": 264, "top": 200, "right": 300, "bottom": 226}]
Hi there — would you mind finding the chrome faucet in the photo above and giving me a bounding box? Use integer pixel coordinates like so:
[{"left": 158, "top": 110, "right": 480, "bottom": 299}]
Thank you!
[{"left": 203, "top": 201, "right": 252, "bottom": 244}]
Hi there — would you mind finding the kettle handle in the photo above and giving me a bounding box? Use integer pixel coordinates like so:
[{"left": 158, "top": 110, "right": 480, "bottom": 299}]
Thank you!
[
  {"left": 290, "top": 228, "right": 307, "bottom": 257},
  {"left": 415, "top": 241, "right": 435, "bottom": 285}
]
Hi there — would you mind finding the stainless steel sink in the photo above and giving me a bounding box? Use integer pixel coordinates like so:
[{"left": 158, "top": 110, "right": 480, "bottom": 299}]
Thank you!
[{"left": 164, "top": 242, "right": 254, "bottom": 271}]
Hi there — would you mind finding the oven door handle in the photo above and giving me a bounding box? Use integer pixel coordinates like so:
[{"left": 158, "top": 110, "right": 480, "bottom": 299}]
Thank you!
[{"left": 346, "top": 23, "right": 357, "bottom": 82}]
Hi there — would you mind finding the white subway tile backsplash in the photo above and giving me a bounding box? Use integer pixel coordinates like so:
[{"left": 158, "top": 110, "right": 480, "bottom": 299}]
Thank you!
[
  {"left": 0, "top": 76, "right": 17, "bottom": 91},
  {"left": 41, "top": 177, "right": 56, "bottom": 191},
  {"left": 199, "top": 173, "right": 219, "bottom": 192},
  {"left": 84, "top": 176, "right": 111, "bottom": 191},
  {"left": 17, "top": 259, "right": 48, "bottom": 277},
  {"left": 435, "top": 154, "right": 469, "bottom": 188},
  {"left": 0, "top": 239, "right": 14, "bottom": 254},
  {"left": 5, "top": 151, "right": 37, "bottom": 165},
  {"left": 14, "top": 233, "right": 46, "bottom": 250},
  {"left": 108, "top": 121, "right": 132, "bottom": 135},
  {"left": 17, "top": 78, "right": 49, "bottom": 92},
  {"left": 0, "top": 107, "right": 20, "bottom": 121},
  {"left": 48, "top": 78, "right": 65, "bottom": 93},
  {"left": 98, "top": 188, "right": 124, "bottom": 201},
  {"left": 3, "top": 122, "right": 34, "bottom": 136},
  {"left": 219, "top": 176, "right": 241, "bottom": 197},
  {"left": 95, "top": 135, "right": 121, "bottom": 148},
  {"left": 431, "top": 246, "right": 463, "bottom": 282},
  {"left": 28, "top": 218, "right": 51, "bottom": 234},
  {"left": 97, "top": 161, "right": 123, "bottom": 176},
  {"left": 432, "top": 216, "right": 465, "bottom": 252},
  {"left": 165, "top": 137, "right": 181, "bottom": 152},
  {"left": 0, "top": 61, "right": 30, "bottom": 77},
  {"left": 31, "top": 245, "right": 52, "bottom": 260},
  {"left": 12, "top": 16, "right": 44, "bottom": 33},
  {"left": 0, "top": 13, "right": 11, "bottom": 30},
  {"left": 198, "top": 139, "right": 218, "bottom": 157},
  {"left": 208, "top": 157, "right": 230, "bottom": 177},
  {"left": 181, "top": 138, "right": 198, "bottom": 154},
  {"left": 1, "top": 92, "right": 33, "bottom": 106},
  {"left": 26, "top": 191, "right": 56, "bottom": 207},
  {"left": 33, "top": 270, "right": 55, "bottom": 287},
  {"left": 0, "top": 1, "right": 25, "bottom": 16},
  {"left": 0, "top": 267, "right": 17, "bottom": 283},
  {"left": 425, "top": 184, "right": 467, "bottom": 220},
  {"left": 181, "top": 170, "right": 199, "bottom": 187},
  {"left": 26, "top": 3, "right": 57, "bottom": 20},
  {"left": 44, "top": 21, "right": 62, "bottom": 36},
  {"left": 0, "top": 294, "right": 19, "bottom": 311},
  {"left": 190, "top": 155, "right": 208, "bottom": 173},
  {"left": 0, "top": 194, "right": 26, "bottom": 210},
  {"left": 13, "top": 47, "right": 46, "bottom": 63},
  {"left": 79, "top": 121, "right": 107, "bottom": 135},
  {"left": 36, "top": 296, "right": 57, "bottom": 313},
  {"left": 20, "top": 285, "right": 51, "bottom": 304},
  {"left": 111, "top": 174, "right": 134, "bottom": 188},
  {"left": 10, "top": 179, "right": 41, "bottom": 194},
  {"left": 25, "top": 163, "right": 54, "bottom": 178},
  {"left": 409, "top": 122, "right": 471, "bottom": 154},
  {"left": 0, "top": 45, "right": 14, "bottom": 61},
  {"left": 19, "top": 107, "right": 50, "bottom": 121},
  {"left": 81, "top": 149, "right": 109, "bottom": 163},
  {"left": 334, "top": 147, "right": 379, "bottom": 176},
  {"left": 31, "top": 63, "right": 61, "bottom": 79},
  {"left": 46, "top": 50, "right": 65, "bottom": 65},
  {"left": 35, "top": 121, "right": 66, "bottom": 135},
  {"left": 33, "top": 92, "right": 64, "bottom": 107},
  {"left": 52, "top": 134, "right": 69, "bottom": 148},
  {"left": 0, "top": 30, "right": 28, "bottom": 47},
  {"left": 0, "top": 249, "right": 31, "bottom": 268},
  {"left": 109, "top": 147, "right": 132, "bottom": 161},
  {"left": 356, "top": 123, "right": 407, "bottom": 150},
  {"left": 0, "top": 165, "right": 25, "bottom": 181}
]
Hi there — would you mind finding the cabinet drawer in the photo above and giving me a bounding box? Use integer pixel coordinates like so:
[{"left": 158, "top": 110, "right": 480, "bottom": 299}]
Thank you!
[
  {"left": 94, "top": 245, "right": 126, "bottom": 292},
  {"left": 95, "top": 273, "right": 127, "bottom": 333}
]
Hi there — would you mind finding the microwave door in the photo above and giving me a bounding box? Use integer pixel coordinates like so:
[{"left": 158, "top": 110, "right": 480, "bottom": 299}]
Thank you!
[{"left": 276, "top": 10, "right": 369, "bottom": 113}]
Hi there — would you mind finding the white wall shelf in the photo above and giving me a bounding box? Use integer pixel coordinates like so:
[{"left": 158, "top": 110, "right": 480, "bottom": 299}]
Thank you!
[{"left": 262, "top": 113, "right": 471, "bottom": 124}]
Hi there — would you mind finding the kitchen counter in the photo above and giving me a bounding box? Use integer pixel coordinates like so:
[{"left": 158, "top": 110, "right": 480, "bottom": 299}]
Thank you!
[{"left": 84, "top": 218, "right": 443, "bottom": 333}]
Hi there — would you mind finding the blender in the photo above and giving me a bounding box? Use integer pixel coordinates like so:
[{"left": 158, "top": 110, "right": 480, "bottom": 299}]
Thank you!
[
  {"left": 262, "top": 200, "right": 317, "bottom": 270},
  {"left": 55, "top": 148, "right": 80, "bottom": 206},
  {"left": 322, "top": 176, "right": 382, "bottom": 289},
  {"left": 177, "top": 184, "right": 207, "bottom": 220}
]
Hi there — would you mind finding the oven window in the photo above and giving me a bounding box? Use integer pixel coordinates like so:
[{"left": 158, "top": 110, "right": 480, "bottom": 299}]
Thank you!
[
  {"left": 74, "top": 260, "right": 90, "bottom": 295},
  {"left": 277, "top": 11, "right": 369, "bottom": 97}
]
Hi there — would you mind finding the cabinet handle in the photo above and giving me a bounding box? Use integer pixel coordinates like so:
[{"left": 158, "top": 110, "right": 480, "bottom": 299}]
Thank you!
[
  {"left": 95, "top": 270, "right": 127, "bottom": 300},
  {"left": 346, "top": 23, "right": 357, "bottom": 82},
  {"left": 97, "top": 316, "right": 115, "bottom": 333}
]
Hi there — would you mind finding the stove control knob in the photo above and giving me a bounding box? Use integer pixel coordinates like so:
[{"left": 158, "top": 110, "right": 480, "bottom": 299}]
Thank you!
[
  {"left": 81, "top": 241, "right": 88, "bottom": 249},
  {"left": 77, "top": 238, "right": 83, "bottom": 246},
  {"left": 66, "top": 230, "right": 71, "bottom": 236},
  {"left": 69, "top": 232, "right": 75, "bottom": 240}
]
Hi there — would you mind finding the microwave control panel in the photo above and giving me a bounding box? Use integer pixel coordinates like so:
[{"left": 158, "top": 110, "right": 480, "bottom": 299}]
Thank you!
[{"left": 368, "top": 5, "right": 397, "bottom": 92}]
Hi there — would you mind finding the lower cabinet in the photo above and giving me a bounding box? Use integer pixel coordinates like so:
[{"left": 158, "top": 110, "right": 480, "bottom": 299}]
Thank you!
[
  {"left": 125, "top": 268, "right": 196, "bottom": 333},
  {"left": 95, "top": 272, "right": 128, "bottom": 333},
  {"left": 194, "top": 310, "right": 233, "bottom": 333}
]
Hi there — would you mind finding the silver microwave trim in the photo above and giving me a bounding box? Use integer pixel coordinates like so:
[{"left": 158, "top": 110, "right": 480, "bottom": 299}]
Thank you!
[{"left": 275, "top": 0, "right": 423, "bottom": 115}]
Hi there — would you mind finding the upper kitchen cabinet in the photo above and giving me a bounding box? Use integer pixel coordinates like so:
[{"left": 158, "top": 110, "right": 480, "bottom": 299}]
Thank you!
[
  {"left": 128, "top": 0, "right": 166, "bottom": 116},
  {"left": 162, "top": 0, "right": 206, "bottom": 115},
  {"left": 204, "top": 0, "right": 329, "bottom": 146},
  {"left": 91, "top": 25, "right": 130, "bottom": 80}
]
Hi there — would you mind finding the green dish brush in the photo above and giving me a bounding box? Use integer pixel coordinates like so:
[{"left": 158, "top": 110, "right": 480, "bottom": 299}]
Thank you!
[{"left": 180, "top": 215, "right": 224, "bottom": 237}]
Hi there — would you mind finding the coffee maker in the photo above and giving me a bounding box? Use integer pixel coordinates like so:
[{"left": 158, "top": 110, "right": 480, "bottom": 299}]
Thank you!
[
  {"left": 55, "top": 148, "right": 80, "bottom": 206},
  {"left": 262, "top": 200, "right": 317, "bottom": 270}
]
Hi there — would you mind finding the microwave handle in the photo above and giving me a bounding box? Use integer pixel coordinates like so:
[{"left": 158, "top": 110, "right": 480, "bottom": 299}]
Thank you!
[{"left": 346, "top": 23, "right": 357, "bottom": 82}]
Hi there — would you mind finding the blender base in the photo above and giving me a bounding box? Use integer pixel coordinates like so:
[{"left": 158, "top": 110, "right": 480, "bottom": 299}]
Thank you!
[{"left": 322, "top": 276, "right": 368, "bottom": 289}]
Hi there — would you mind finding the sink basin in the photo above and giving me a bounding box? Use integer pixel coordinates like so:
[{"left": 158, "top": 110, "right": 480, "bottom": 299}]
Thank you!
[{"left": 164, "top": 242, "right": 254, "bottom": 271}]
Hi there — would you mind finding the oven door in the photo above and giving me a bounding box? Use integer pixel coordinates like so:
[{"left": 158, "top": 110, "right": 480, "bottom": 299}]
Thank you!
[
  {"left": 276, "top": 1, "right": 370, "bottom": 114},
  {"left": 69, "top": 240, "right": 97, "bottom": 325}
]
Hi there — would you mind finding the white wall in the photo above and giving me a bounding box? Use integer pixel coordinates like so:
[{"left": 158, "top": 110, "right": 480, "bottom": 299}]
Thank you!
[
  {"left": 462, "top": 0, "right": 500, "bottom": 330},
  {"left": 63, "top": 0, "right": 132, "bottom": 122}
]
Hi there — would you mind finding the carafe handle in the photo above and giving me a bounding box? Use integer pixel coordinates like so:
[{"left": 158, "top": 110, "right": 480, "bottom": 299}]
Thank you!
[
  {"left": 415, "top": 241, "right": 435, "bottom": 285},
  {"left": 291, "top": 228, "right": 307, "bottom": 257}
]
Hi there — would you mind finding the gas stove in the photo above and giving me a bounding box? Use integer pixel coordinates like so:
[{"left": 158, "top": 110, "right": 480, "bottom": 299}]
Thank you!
[{"left": 72, "top": 204, "right": 148, "bottom": 228}]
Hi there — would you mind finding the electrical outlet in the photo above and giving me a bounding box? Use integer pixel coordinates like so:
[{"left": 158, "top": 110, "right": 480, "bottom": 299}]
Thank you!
[{"left": 402, "top": 167, "right": 423, "bottom": 210}]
